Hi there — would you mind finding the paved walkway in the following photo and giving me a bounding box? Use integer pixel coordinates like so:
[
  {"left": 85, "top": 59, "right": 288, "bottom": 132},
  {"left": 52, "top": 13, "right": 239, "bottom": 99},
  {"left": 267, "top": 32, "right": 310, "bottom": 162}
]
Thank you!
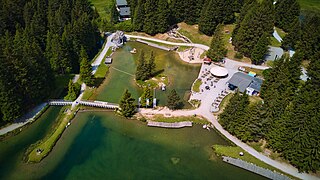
[{"left": 0, "top": 103, "right": 48, "bottom": 135}]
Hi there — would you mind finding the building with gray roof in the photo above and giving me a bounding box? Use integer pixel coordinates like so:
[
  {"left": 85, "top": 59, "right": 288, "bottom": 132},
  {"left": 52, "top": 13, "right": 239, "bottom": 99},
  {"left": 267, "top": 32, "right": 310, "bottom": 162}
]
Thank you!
[
  {"left": 265, "top": 46, "right": 284, "bottom": 61},
  {"left": 119, "top": 7, "right": 130, "bottom": 18},
  {"left": 116, "top": 0, "right": 128, "bottom": 7},
  {"left": 227, "top": 72, "right": 263, "bottom": 96},
  {"left": 115, "top": 0, "right": 130, "bottom": 20}
]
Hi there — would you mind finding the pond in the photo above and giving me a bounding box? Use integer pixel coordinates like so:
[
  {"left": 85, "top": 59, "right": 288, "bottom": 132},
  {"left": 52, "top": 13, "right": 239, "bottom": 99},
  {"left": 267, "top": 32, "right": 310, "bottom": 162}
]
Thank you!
[
  {"left": 0, "top": 111, "right": 265, "bottom": 179},
  {"left": 94, "top": 42, "right": 201, "bottom": 108}
]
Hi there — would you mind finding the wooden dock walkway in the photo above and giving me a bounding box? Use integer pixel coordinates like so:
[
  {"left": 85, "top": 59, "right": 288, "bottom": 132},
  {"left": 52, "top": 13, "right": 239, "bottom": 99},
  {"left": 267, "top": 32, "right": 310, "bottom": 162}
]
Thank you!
[
  {"left": 222, "top": 156, "right": 290, "bottom": 180},
  {"left": 147, "top": 121, "right": 192, "bottom": 128}
]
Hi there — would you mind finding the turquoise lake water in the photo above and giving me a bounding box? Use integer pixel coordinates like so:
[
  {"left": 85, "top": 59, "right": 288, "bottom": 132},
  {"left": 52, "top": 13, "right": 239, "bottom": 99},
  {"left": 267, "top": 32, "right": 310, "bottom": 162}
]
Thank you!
[{"left": 0, "top": 110, "right": 265, "bottom": 179}]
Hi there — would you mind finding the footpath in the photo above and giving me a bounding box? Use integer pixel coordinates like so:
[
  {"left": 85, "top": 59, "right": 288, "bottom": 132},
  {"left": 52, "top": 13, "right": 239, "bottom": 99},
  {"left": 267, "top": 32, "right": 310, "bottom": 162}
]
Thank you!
[{"left": 0, "top": 34, "right": 115, "bottom": 136}]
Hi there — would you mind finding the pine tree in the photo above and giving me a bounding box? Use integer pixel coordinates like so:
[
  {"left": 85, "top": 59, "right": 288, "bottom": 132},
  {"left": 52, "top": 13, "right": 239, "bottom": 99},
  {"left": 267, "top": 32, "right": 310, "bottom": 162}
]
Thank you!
[
  {"left": 198, "top": 0, "right": 218, "bottom": 36},
  {"left": 110, "top": 1, "right": 119, "bottom": 24},
  {"left": 251, "top": 33, "right": 270, "bottom": 65},
  {"left": 147, "top": 51, "right": 156, "bottom": 78},
  {"left": 140, "top": 87, "right": 153, "bottom": 107},
  {"left": 233, "top": 0, "right": 274, "bottom": 57},
  {"left": 281, "top": 17, "right": 301, "bottom": 50},
  {"left": 143, "top": 0, "right": 158, "bottom": 35},
  {"left": 133, "top": 0, "right": 145, "bottom": 31},
  {"left": 79, "top": 47, "right": 93, "bottom": 86},
  {"left": 275, "top": 0, "right": 300, "bottom": 31},
  {"left": 136, "top": 50, "right": 147, "bottom": 81},
  {"left": 0, "top": 32, "right": 24, "bottom": 121},
  {"left": 64, "top": 80, "right": 77, "bottom": 101},
  {"left": 119, "top": 89, "right": 136, "bottom": 117},
  {"left": 199, "top": 0, "right": 235, "bottom": 36},
  {"left": 156, "top": 0, "right": 170, "bottom": 33},
  {"left": 169, "top": 0, "right": 186, "bottom": 23},
  {"left": 207, "top": 24, "right": 227, "bottom": 62},
  {"left": 167, "top": 89, "right": 182, "bottom": 110}
]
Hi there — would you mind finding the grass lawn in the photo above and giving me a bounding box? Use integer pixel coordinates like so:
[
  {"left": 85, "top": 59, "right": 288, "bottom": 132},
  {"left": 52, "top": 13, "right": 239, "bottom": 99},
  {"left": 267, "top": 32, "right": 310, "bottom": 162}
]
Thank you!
[
  {"left": 242, "top": 67, "right": 264, "bottom": 77},
  {"left": 298, "top": 0, "right": 320, "bottom": 12},
  {"left": 90, "top": 0, "right": 113, "bottom": 19},
  {"left": 27, "top": 107, "right": 76, "bottom": 163},
  {"left": 212, "top": 145, "right": 292, "bottom": 177},
  {"left": 270, "top": 37, "right": 282, "bottom": 47},
  {"left": 192, "top": 79, "right": 202, "bottom": 92},
  {"left": 223, "top": 24, "right": 251, "bottom": 63},
  {"left": 249, "top": 96, "right": 263, "bottom": 104},
  {"left": 275, "top": 27, "right": 287, "bottom": 39},
  {"left": 82, "top": 87, "right": 95, "bottom": 100},
  {"left": 95, "top": 48, "right": 112, "bottom": 78},
  {"left": 178, "top": 22, "right": 212, "bottom": 46},
  {"left": 153, "top": 115, "right": 209, "bottom": 124},
  {"left": 50, "top": 74, "right": 75, "bottom": 99}
]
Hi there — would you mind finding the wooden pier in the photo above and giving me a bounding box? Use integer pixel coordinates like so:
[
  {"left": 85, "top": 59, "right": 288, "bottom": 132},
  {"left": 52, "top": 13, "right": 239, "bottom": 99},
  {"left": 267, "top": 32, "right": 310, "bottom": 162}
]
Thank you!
[
  {"left": 222, "top": 156, "right": 290, "bottom": 180},
  {"left": 147, "top": 121, "right": 192, "bottom": 128}
]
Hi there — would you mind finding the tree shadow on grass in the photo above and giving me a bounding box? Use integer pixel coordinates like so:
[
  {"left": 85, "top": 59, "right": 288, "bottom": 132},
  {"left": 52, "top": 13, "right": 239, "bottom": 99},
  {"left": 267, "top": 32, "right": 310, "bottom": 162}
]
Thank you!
[
  {"left": 92, "top": 77, "right": 105, "bottom": 88},
  {"left": 152, "top": 69, "right": 164, "bottom": 77}
]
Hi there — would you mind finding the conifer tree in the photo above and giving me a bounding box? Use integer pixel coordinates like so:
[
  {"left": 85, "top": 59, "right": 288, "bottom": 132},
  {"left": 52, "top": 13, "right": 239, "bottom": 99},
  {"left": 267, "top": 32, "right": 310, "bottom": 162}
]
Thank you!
[
  {"left": 207, "top": 24, "right": 227, "bottom": 62},
  {"left": 119, "top": 89, "right": 136, "bottom": 117},
  {"left": 64, "top": 80, "right": 77, "bottom": 101},
  {"left": 133, "top": 0, "right": 145, "bottom": 31},
  {"left": 199, "top": 0, "right": 235, "bottom": 36},
  {"left": 167, "top": 89, "right": 182, "bottom": 110},
  {"left": 251, "top": 33, "right": 270, "bottom": 65},
  {"left": 147, "top": 51, "right": 156, "bottom": 78},
  {"left": 281, "top": 17, "right": 301, "bottom": 50},
  {"left": 79, "top": 47, "right": 93, "bottom": 86},
  {"left": 110, "top": 1, "right": 119, "bottom": 24},
  {"left": 136, "top": 50, "right": 147, "bottom": 81},
  {"left": 140, "top": 87, "right": 153, "bottom": 107},
  {"left": 156, "top": 0, "right": 170, "bottom": 33},
  {"left": 198, "top": 0, "right": 218, "bottom": 36},
  {"left": 275, "top": 0, "right": 300, "bottom": 31},
  {"left": 233, "top": 0, "right": 274, "bottom": 57},
  {"left": 143, "top": 0, "right": 158, "bottom": 35}
]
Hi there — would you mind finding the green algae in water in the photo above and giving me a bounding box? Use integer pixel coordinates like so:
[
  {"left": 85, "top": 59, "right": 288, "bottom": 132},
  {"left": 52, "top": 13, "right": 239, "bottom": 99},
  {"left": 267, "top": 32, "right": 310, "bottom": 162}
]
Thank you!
[{"left": 170, "top": 157, "right": 180, "bottom": 165}]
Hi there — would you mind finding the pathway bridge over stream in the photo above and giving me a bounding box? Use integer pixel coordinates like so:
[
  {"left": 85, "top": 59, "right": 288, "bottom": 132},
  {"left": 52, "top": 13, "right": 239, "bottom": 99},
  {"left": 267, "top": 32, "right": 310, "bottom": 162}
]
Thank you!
[{"left": 48, "top": 100, "right": 119, "bottom": 109}]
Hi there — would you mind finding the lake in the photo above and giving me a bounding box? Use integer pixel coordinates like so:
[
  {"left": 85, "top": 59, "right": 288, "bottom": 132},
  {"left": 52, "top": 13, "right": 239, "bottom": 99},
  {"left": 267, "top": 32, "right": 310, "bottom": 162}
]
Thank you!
[{"left": 0, "top": 110, "right": 265, "bottom": 179}]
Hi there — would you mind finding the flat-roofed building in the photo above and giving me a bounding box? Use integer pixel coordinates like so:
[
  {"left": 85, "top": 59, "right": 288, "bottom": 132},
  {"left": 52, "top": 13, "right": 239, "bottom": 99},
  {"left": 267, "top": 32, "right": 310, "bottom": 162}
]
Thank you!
[{"left": 227, "top": 72, "right": 263, "bottom": 96}]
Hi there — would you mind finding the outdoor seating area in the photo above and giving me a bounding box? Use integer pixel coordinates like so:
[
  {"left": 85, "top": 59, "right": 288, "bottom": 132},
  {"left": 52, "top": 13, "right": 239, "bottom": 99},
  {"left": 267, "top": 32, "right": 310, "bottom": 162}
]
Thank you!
[{"left": 211, "top": 90, "right": 229, "bottom": 112}]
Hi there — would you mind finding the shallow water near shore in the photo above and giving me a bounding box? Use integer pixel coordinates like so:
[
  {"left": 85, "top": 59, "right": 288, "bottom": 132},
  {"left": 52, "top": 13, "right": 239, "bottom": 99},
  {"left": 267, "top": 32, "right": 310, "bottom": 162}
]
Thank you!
[{"left": 0, "top": 110, "right": 265, "bottom": 179}]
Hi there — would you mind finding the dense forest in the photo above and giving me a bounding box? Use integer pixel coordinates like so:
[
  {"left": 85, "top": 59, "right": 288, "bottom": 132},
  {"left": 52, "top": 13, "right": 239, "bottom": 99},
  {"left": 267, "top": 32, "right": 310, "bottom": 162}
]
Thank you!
[
  {"left": 219, "top": 10, "right": 320, "bottom": 172},
  {"left": 0, "top": 0, "right": 100, "bottom": 122},
  {"left": 125, "top": 0, "right": 242, "bottom": 35}
]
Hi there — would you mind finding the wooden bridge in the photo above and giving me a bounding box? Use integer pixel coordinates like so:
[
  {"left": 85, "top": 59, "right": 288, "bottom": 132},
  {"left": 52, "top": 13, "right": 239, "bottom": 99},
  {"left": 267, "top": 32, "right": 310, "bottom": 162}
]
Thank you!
[
  {"left": 147, "top": 121, "right": 192, "bottom": 128},
  {"left": 48, "top": 100, "right": 119, "bottom": 109}
]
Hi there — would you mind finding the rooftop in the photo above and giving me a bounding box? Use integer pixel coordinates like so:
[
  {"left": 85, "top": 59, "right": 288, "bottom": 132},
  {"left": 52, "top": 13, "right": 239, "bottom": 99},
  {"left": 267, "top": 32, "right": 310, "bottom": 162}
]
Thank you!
[
  {"left": 119, "top": 7, "right": 130, "bottom": 16},
  {"left": 265, "top": 46, "right": 284, "bottom": 61},
  {"left": 228, "top": 72, "right": 263, "bottom": 93},
  {"left": 116, "top": 0, "right": 128, "bottom": 6}
]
